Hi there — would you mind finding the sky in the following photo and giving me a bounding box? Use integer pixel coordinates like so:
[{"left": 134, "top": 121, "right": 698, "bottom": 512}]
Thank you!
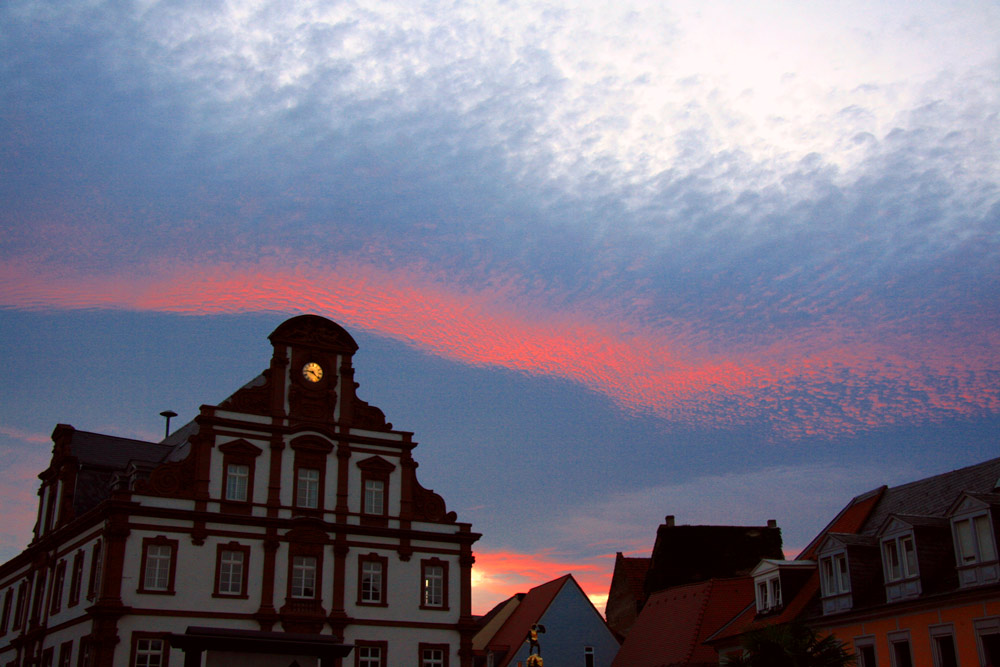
[{"left": 1, "top": 0, "right": 998, "bottom": 615}]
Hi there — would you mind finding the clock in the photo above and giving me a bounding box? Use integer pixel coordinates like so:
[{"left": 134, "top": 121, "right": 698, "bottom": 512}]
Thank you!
[{"left": 302, "top": 362, "right": 323, "bottom": 383}]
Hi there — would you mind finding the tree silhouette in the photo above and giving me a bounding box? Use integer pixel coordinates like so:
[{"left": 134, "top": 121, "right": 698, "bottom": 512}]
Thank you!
[{"left": 722, "top": 623, "right": 856, "bottom": 667}]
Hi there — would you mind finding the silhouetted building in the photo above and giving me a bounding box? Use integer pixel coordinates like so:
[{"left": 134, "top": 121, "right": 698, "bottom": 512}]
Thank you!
[{"left": 0, "top": 315, "right": 480, "bottom": 667}]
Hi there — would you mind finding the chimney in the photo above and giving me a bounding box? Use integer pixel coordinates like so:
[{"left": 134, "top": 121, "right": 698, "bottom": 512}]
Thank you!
[
  {"left": 767, "top": 519, "right": 777, "bottom": 528},
  {"left": 665, "top": 515, "right": 675, "bottom": 527}
]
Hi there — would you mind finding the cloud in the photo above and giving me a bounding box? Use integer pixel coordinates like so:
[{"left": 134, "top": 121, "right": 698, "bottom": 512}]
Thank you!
[
  {"left": 546, "top": 461, "right": 928, "bottom": 565},
  {"left": 472, "top": 548, "right": 612, "bottom": 615},
  {"left": 1, "top": 256, "right": 996, "bottom": 440}
]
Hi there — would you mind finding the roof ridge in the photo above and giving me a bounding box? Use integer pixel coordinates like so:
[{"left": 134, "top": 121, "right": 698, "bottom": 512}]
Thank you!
[{"left": 684, "top": 579, "right": 714, "bottom": 663}]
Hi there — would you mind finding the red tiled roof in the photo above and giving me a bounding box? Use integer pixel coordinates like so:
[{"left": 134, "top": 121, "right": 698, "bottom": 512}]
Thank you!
[
  {"left": 612, "top": 577, "right": 754, "bottom": 667},
  {"left": 620, "top": 555, "right": 651, "bottom": 600},
  {"left": 487, "top": 575, "right": 572, "bottom": 667},
  {"left": 707, "top": 489, "right": 882, "bottom": 645}
]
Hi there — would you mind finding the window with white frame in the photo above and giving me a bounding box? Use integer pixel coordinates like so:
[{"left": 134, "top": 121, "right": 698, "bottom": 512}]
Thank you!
[
  {"left": 854, "top": 636, "right": 877, "bottom": 667},
  {"left": 357, "top": 644, "right": 383, "bottom": 667},
  {"left": 421, "top": 647, "right": 446, "bottom": 667},
  {"left": 291, "top": 556, "right": 317, "bottom": 598},
  {"left": 755, "top": 575, "right": 781, "bottom": 612},
  {"left": 141, "top": 541, "right": 175, "bottom": 593},
  {"left": 132, "top": 636, "right": 166, "bottom": 667},
  {"left": 930, "top": 625, "right": 958, "bottom": 667},
  {"left": 954, "top": 513, "right": 997, "bottom": 565},
  {"left": 364, "top": 479, "right": 384, "bottom": 515},
  {"left": 217, "top": 549, "right": 245, "bottom": 596},
  {"left": 225, "top": 463, "right": 249, "bottom": 502},
  {"left": 296, "top": 468, "right": 320, "bottom": 509},
  {"left": 889, "top": 631, "right": 913, "bottom": 667},
  {"left": 820, "top": 552, "right": 851, "bottom": 596},
  {"left": 360, "top": 557, "right": 384, "bottom": 604},
  {"left": 883, "top": 534, "right": 918, "bottom": 581},
  {"left": 975, "top": 617, "right": 1000, "bottom": 667},
  {"left": 421, "top": 559, "right": 448, "bottom": 609}
]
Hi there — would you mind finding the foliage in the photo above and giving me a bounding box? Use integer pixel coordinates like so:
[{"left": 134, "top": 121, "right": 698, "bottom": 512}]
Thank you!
[{"left": 722, "top": 623, "right": 856, "bottom": 667}]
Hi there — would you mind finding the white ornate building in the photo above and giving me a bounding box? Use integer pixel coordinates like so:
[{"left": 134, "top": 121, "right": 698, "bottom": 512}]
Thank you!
[{"left": 0, "top": 315, "right": 480, "bottom": 667}]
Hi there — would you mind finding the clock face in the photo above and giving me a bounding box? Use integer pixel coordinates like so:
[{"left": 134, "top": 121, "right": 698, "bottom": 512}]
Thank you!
[{"left": 302, "top": 362, "right": 323, "bottom": 383}]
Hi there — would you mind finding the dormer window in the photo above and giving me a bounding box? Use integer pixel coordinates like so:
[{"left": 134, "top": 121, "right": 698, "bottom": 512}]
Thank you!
[
  {"left": 954, "top": 514, "right": 996, "bottom": 566},
  {"left": 820, "top": 552, "right": 851, "bottom": 597},
  {"left": 756, "top": 575, "right": 781, "bottom": 612},
  {"left": 879, "top": 517, "right": 924, "bottom": 602},
  {"left": 948, "top": 494, "right": 1000, "bottom": 588},
  {"left": 883, "top": 534, "right": 918, "bottom": 582}
]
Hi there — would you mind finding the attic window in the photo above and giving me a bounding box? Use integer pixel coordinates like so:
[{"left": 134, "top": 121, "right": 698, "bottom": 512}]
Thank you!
[
  {"left": 955, "top": 514, "right": 997, "bottom": 565},
  {"left": 820, "top": 553, "right": 851, "bottom": 596},
  {"left": 755, "top": 575, "right": 781, "bottom": 613},
  {"left": 882, "top": 535, "right": 918, "bottom": 582}
]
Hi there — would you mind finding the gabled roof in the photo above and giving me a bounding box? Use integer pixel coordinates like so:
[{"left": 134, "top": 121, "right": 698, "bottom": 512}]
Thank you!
[
  {"left": 858, "top": 458, "right": 1000, "bottom": 534},
  {"left": 485, "top": 575, "right": 571, "bottom": 666},
  {"left": 613, "top": 577, "right": 754, "bottom": 667},
  {"left": 616, "top": 553, "right": 651, "bottom": 601},
  {"left": 709, "top": 457, "right": 1000, "bottom": 646}
]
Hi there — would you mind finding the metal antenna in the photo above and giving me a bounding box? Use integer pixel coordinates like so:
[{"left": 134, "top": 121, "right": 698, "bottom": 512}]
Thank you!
[{"left": 160, "top": 410, "right": 178, "bottom": 438}]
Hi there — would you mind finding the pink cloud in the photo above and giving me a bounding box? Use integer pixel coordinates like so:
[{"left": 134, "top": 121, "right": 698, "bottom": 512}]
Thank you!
[{"left": 1, "top": 256, "right": 996, "bottom": 438}]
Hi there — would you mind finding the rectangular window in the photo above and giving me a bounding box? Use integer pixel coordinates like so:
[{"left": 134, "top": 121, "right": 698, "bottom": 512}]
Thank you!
[
  {"left": 423, "top": 566, "right": 444, "bottom": 607},
  {"left": 883, "top": 535, "right": 918, "bottom": 581},
  {"left": 364, "top": 479, "right": 384, "bottom": 515},
  {"left": 138, "top": 537, "right": 177, "bottom": 595},
  {"left": 13, "top": 581, "right": 26, "bottom": 630},
  {"left": 756, "top": 576, "right": 781, "bottom": 611},
  {"left": 78, "top": 637, "right": 92, "bottom": 667},
  {"left": 291, "top": 556, "right": 317, "bottom": 599},
  {"left": 955, "top": 514, "right": 998, "bottom": 564},
  {"left": 132, "top": 636, "right": 166, "bottom": 667},
  {"left": 225, "top": 463, "right": 249, "bottom": 502},
  {"left": 890, "top": 633, "right": 913, "bottom": 667},
  {"left": 87, "top": 541, "right": 102, "bottom": 600},
  {"left": 421, "top": 558, "right": 449, "bottom": 610},
  {"left": 976, "top": 619, "right": 1000, "bottom": 667},
  {"left": 421, "top": 646, "right": 446, "bottom": 667},
  {"left": 50, "top": 560, "right": 67, "bottom": 614},
  {"left": 68, "top": 551, "right": 84, "bottom": 607},
  {"left": 41, "top": 647, "right": 54, "bottom": 667},
  {"left": 857, "top": 644, "right": 877, "bottom": 667},
  {"left": 585, "top": 646, "right": 595, "bottom": 667},
  {"left": 296, "top": 468, "right": 320, "bottom": 509},
  {"left": 1, "top": 588, "right": 11, "bottom": 635},
  {"left": 821, "top": 553, "right": 851, "bottom": 595},
  {"left": 932, "top": 633, "right": 958, "bottom": 667},
  {"left": 58, "top": 640, "right": 73, "bottom": 667},
  {"left": 31, "top": 571, "right": 47, "bottom": 623},
  {"left": 217, "top": 550, "right": 245, "bottom": 596},
  {"left": 357, "top": 645, "right": 383, "bottom": 667},
  {"left": 144, "top": 546, "right": 172, "bottom": 591},
  {"left": 361, "top": 560, "right": 383, "bottom": 604}
]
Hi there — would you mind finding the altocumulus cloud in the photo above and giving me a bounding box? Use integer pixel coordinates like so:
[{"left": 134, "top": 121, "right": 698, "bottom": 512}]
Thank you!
[{"left": 1, "top": 0, "right": 998, "bottom": 440}]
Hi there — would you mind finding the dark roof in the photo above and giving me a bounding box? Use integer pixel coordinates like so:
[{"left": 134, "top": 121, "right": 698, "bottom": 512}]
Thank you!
[
  {"left": 645, "top": 523, "right": 784, "bottom": 594},
  {"left": 54, "top": 425, "right": 174, "bottom": 517},
  {"left": 709, "top": 456, "right": 1000, "bottom": 646},
  {"left": 858, "top": 457, "right": 1000, "bottom": 534},
  {"left": 67, "top": 429, "right": 174, "bottom": 469},
  {"left": 613, "top": 577, "right": 753, "bottom": 667},
  {"left": 618, "top": 554, "right": 652, "bottom": 599}
]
